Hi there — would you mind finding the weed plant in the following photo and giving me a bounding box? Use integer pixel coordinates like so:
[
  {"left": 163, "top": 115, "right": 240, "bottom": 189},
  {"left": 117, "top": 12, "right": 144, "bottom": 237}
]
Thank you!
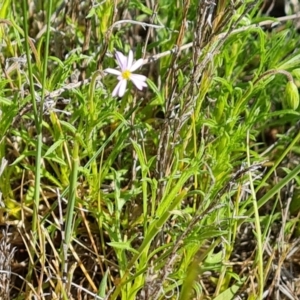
[{"left": 1, "top": 0, "right": 300, "bottom": 299}]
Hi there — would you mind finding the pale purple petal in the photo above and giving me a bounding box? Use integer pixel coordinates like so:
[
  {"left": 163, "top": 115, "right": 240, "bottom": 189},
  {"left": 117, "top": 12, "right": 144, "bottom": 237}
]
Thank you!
[
  {"left": 115, "top": 51, "right": 127, "bottom": 71},
  {"left": 130, "top": 74, "right": 148, "bottom": 90},
  {"left": 112, "top": 80, "right": 123, "bottom": 97},
  {"left": 130, "top": 73, "right": 147, "bottom": 82},
  {"left": 127, "top": 50, "right": 134, "bottom": 69},
  {"left": 104, "top": 68, "right": 121, "bottom": 76},
  {"left": 118, "top": 79, "right": 127, "bottom": 97},
  {"left": 132, "top": 80, "right": 147, "bottom": 91},
  {"left": 130, "top": 58, "right": 144, "bottom": 72}
]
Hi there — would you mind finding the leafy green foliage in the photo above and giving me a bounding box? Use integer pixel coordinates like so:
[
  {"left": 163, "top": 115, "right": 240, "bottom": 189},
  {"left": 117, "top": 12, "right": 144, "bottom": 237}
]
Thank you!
[{"left": 1, "top": 0, "right": 300, "bottom": 299}]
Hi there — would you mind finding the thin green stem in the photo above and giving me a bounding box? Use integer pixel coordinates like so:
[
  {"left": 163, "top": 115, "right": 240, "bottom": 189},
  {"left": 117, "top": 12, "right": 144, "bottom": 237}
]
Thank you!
[
  {"left": 21, "top": 1, "right": 38, "bottom": 124},
  {"left": 21, "top": 0, "right": 52, "bottom": 288},
  {"left": 61, "top": 135, "right": 79, "bottom": 294},
  {"left": 242, "top": 129, "right": 300, "bottom": 218},
  {"left": 246, "top": 131, "right": 263, "bottom": 299},
  {"left": 64, "top": 137, "right": 79, "bottom": 245}
]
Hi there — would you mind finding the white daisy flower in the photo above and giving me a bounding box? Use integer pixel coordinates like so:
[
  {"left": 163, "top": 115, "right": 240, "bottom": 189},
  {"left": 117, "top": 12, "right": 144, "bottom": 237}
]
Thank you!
[{"left": 105, "top": 50, "right": 147, "bottom": 97}]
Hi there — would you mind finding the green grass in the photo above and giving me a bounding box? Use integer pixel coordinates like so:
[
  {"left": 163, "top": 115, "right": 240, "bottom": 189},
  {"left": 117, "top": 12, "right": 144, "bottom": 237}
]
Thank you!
[{"left": 1, "top": 0, "right": 300, "bottom": 299}]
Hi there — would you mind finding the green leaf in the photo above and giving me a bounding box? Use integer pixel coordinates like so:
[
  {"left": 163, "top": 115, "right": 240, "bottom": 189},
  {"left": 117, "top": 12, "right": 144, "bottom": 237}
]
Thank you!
[
  {"left": 214, "top": 279, "right": 245, "bottom": 300},
  {"left": 277, "top": 53, "right": 300, "bottom": 70},
  {"left": 10, "top": 151, "right": 36, "bottom": 166},
  {"left": 0, "top": 96, "right": 12, "bottom": 105},
  {"left": 86, "top": 7, "right": 96, "bottom": 19},
  {"left": 44, "top": 154, "right": 67, "bottom": 166},
  {"left": 0, "top": 0, "right": 11, "bottom": 19},
  {"left": 44, "top": 139, "right": 65, "bottom": 157},
  {"left": 205, "top": 251, "right": 223, "bottom": 264},
  {"left": 147, "top": 78, "right": 164, "bottom": 106},
  {"left": 107, "top": 242, "right": 139, "bottom": 254},
  {"left": 213, "top": 77, "right": 233, "bottom": 94},
  {"left": 98, "top": 269, "right": 109, "bottom": 298},
  {"left": 59, "top": 120, "right": 77, "bottom": 134},
  {"left": 129, "top": 0, "right": 153, "bottom": 15}
]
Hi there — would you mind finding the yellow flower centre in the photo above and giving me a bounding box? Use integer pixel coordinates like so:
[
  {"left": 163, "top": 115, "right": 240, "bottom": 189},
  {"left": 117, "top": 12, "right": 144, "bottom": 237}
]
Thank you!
[{"left": 122, "top": 70, "right": 131, "bottom": 80}]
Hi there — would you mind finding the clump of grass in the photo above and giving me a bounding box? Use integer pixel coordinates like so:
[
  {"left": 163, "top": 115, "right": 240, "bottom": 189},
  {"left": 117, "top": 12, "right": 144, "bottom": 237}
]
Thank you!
[{"left": 1, "top": 0, "right": 300, "bottom": 299}]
